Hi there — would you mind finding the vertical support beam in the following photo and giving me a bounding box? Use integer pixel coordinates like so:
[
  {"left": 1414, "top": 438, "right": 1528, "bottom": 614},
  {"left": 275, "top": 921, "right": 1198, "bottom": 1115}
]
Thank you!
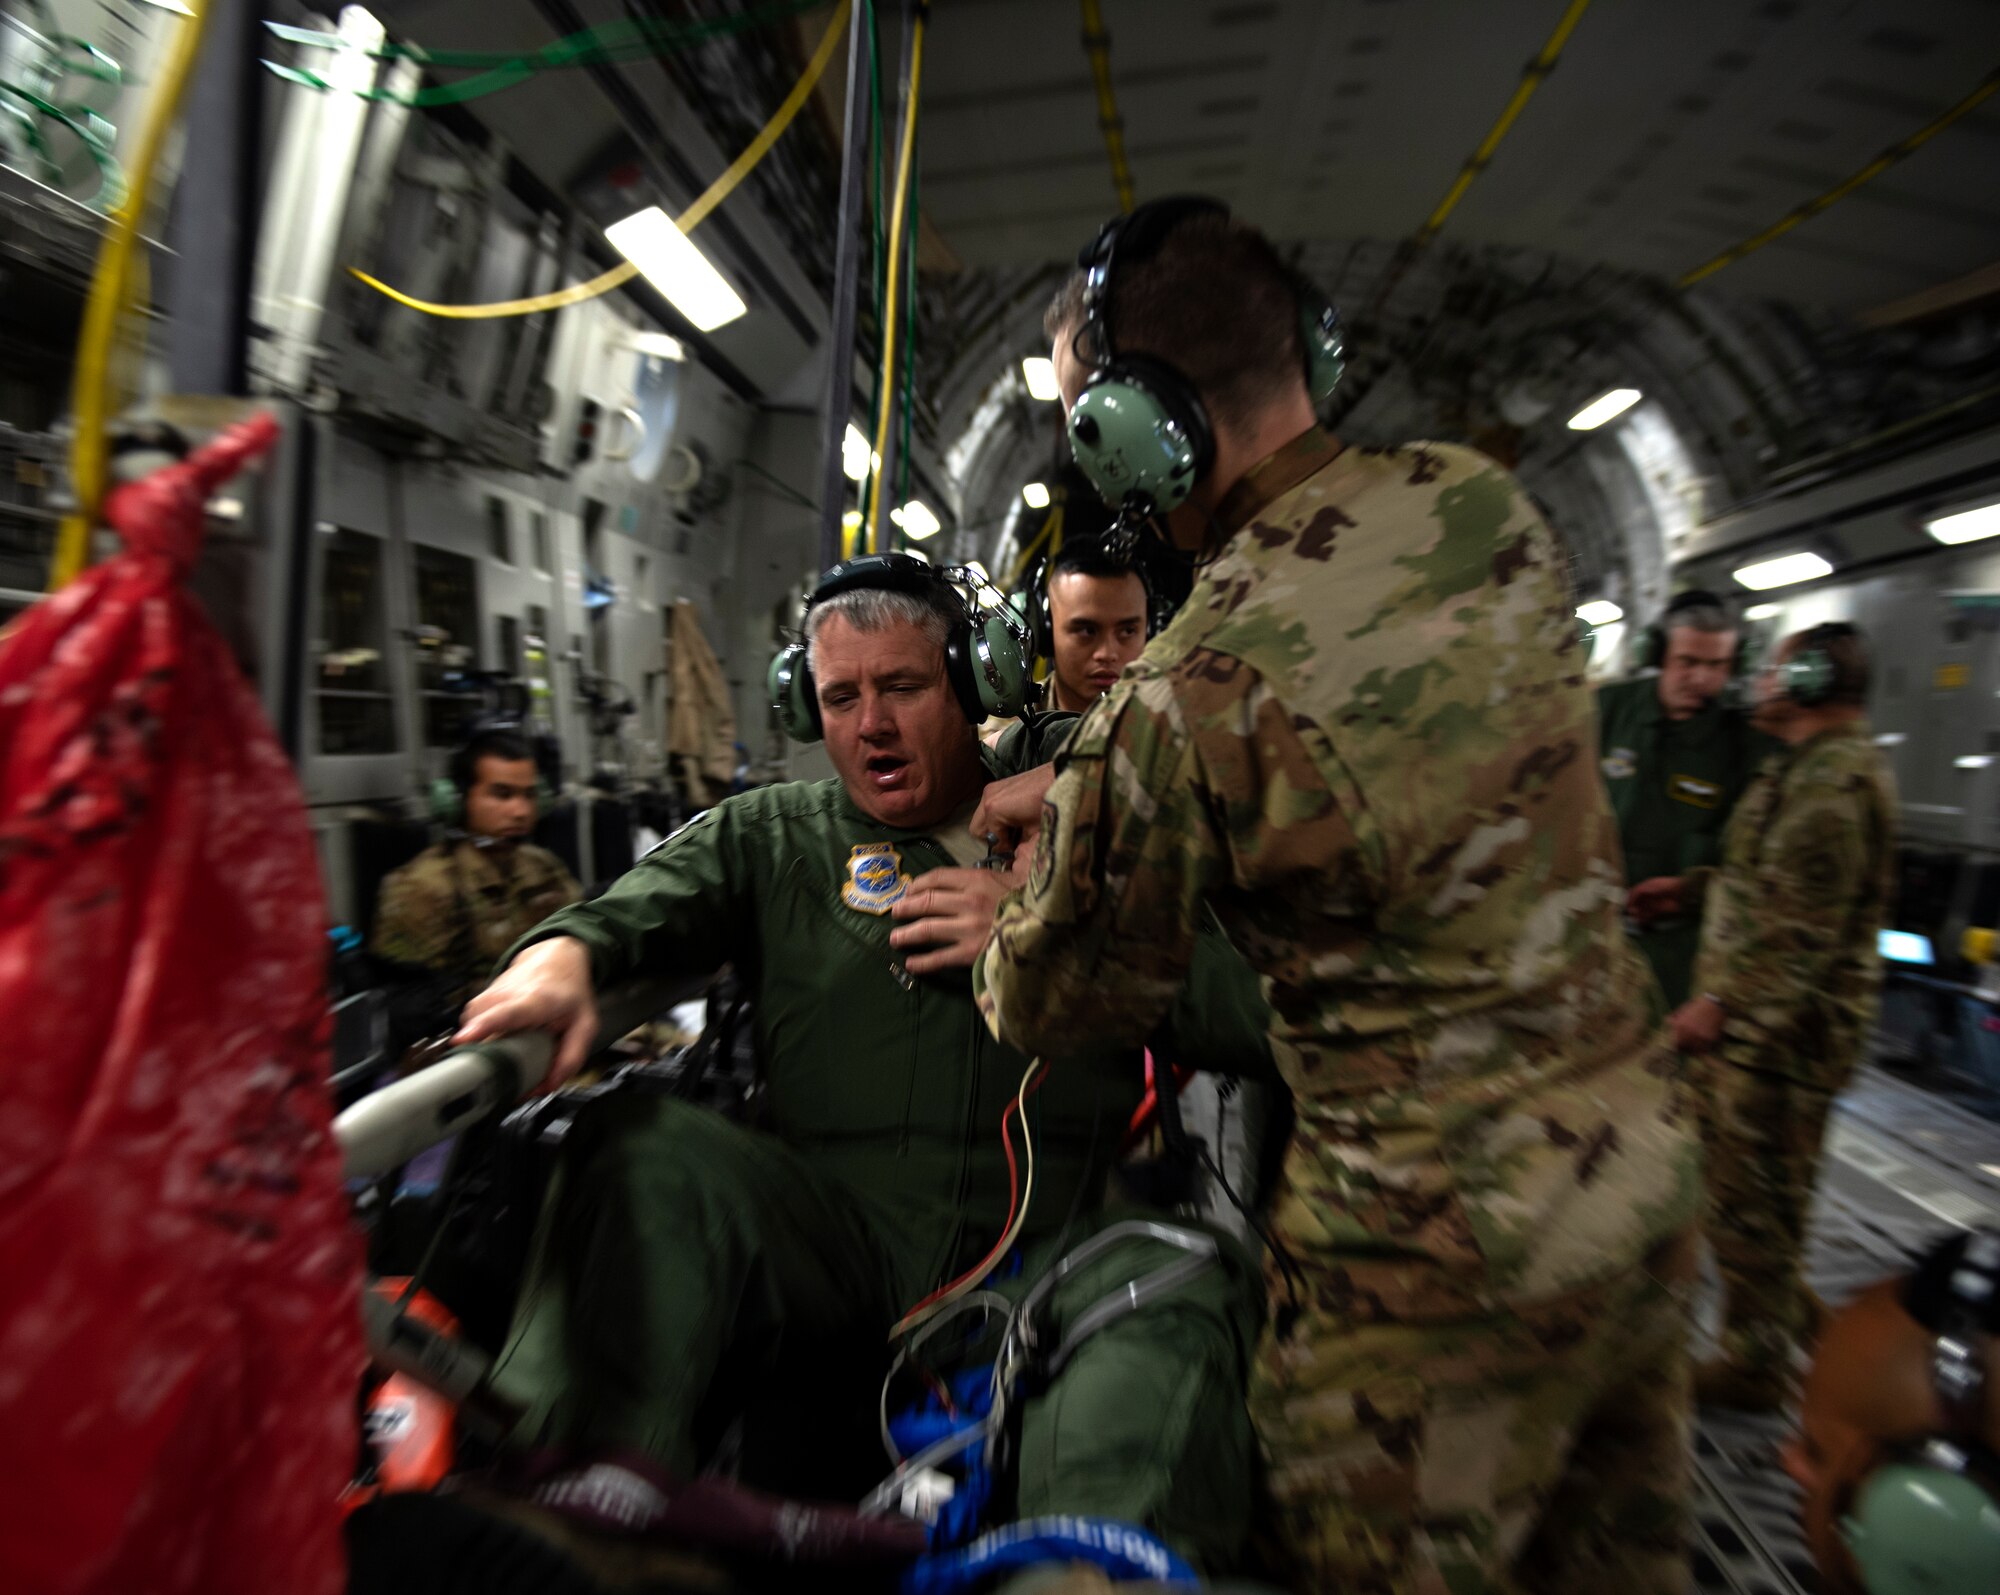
[
  {"left": 816, "top": 0, "right": 873, "bottom": 571},
  {"left": 164, "top": 0, "right": 260, "bottom": 393}
]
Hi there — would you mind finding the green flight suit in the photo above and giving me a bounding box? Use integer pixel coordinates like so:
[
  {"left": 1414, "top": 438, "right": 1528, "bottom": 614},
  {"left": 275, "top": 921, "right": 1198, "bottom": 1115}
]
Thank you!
[
  {"left": 1595, "top": 676, "right": 1776, "bottom": 1008},
  {"left": 488, "top": 722, "right": 1275, "bottom": 1571}
]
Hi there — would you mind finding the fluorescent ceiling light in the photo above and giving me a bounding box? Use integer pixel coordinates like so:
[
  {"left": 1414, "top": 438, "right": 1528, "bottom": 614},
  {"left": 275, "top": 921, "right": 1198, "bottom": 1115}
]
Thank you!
[
  {"left": 623, "top": 330, "right": 684, "bottom": 360},
  {"left": 1022, "top": 357, "right": 1060, "bottom": 402},
  {"left": 605, "top": 206, "right": 746, "bottom": 332},
  {"left": 1733, "top": 551, "right": 1833, "bottom": 591},
  {"left": 892, "top": 500, "right": 941, "bottom": 540},
  {"left": 1566, "top": 388, "right": 1641, "bottom": 431},
  {"left": 1022, "top": 481, "right": 1051, "bottom": 509},
  {"left": 1926, "top": 503, "right": 2000, "bottom": 545},
  {"left": 1575, "top": 600, "right": 1623, "bottom": 627},
  {"left": 1875, "top": 732, "right": 1907, "bottom": 748},
  {"left": 1743, "top": 602, "right": 1782, "bottom": 621},
  {"left": 842, "top": 424, "right": 879, "bottom": 483},
  {"left": 1957, "top": 755, "right": 1994, "bottom": 770}
]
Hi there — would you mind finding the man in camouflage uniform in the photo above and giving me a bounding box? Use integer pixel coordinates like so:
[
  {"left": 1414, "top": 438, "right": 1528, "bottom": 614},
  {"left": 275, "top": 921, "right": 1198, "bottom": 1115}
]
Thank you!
[
  {"left": 967, "top": 205, "right": 1702, "bottom": 1593},
  {"left": 1668, "top": 624, "right": 1896, "bottom": 1411},
  {"left": 373, "top": 726, "right": 580, "bottom": 1008}
]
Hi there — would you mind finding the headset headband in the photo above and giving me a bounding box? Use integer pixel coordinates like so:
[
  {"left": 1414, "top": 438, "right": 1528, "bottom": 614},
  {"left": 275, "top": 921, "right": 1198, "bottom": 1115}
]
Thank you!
[{"left": 1079, "top": 195, "right": 1230, "bottom": 368}]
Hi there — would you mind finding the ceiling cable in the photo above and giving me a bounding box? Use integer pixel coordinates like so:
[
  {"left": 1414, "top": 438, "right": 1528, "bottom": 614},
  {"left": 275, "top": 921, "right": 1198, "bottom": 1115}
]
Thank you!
[
  {"left": 346, "top": 0, "right": 851, "bottom": 320},
  {"left": 1677, "top": 64, "right": 2000, "bottom": 288},
  {"left": 1079, "top": 0, "right": 1134, "bottom": 214},
  {"left": 865, "top": 1, "right": 927, "bottom": 554}
]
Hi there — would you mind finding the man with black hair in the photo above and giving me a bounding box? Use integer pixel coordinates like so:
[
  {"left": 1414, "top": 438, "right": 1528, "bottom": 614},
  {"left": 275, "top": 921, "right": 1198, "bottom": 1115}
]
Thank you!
[
  {"left": 372, "top": 727, "right": 580, "bottom": 1007},
  {"left": 966, "top": 203, "right": 1702, "bottom": 1593},
  {"left": 1601, "top": 592, "right": 1777, "bottom": 1007},
  {"left": 1043, "top": 538, "right": 1152, "bottom": 712},
  {"left": 1670, "top": 624, "right": 1897, "bottom": 1410}
]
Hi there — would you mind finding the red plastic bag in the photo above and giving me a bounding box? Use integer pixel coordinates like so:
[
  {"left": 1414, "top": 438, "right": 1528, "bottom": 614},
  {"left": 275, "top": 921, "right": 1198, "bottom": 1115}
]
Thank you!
[{"left": 0, "top": 414, "right": 361, "bottom": 1595}]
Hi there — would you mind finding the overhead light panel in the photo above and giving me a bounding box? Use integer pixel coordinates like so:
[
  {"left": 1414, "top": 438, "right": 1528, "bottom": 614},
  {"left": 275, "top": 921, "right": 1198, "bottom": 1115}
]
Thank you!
[
  {"left": 1567, "top": 388, "right": 1642, "bottom": 431},
  {"left": 605, "top": 206, "right": 746, "bottom": 332},
  {"left": 1926, "top": 502, "right": 2000, "bottom": 545},
  {"left": 841, "top": 424, "right": 878, "bottom": 483},
  {"left": 1022, "top": 481, "right": 1051, "bottom": 509},
  {"left": 1575, "top": 600, "right": 1623, "bottom": 627},
  {"left": 1022, "top": 357, "right": 1060, "bottom": 402},
  {"left": 1733, "top": 551, "right": 1833, "bottom": 591},
  {"left": 892, "top": 500, "right": 942, "bottom": 540},
  {"left": 1743, "top": 602, "right": 1782, "bottom": 621},
  {"left": 1956, "top": 755, "right": 1994, "bottom": 770}
]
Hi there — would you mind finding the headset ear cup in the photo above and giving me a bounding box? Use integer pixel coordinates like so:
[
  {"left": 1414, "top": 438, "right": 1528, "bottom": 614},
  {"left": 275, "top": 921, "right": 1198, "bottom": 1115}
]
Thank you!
[
  {"left": 767, "top": 643, "right": 822, "bottom": 743},
  {"left": 1298, "top": 293, "right": 1346, "bottom": 406},
  {"left": 941, "top": 627, "right": 985, "bottom": 724},
  {"left": 1640, "top": 624, "right": 1664, "bottom": 672},
  {"left": 429, "top": 777, "right": 463, "bottom": 827},
  {"left": 972, "top": 613, "right": 1029, "bottom": 720},
  {"left": 1068, "top": 359, "right": 1212, "bottom": 514}
]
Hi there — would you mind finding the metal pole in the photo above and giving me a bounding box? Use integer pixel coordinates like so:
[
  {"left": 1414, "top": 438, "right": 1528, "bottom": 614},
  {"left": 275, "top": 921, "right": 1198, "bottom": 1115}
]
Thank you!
[
  {"left": 871, "top": 0, "right": 920, "bottom": 528},
  {"left": 817, "top": 0, "right": 873, "bottom": 571}
]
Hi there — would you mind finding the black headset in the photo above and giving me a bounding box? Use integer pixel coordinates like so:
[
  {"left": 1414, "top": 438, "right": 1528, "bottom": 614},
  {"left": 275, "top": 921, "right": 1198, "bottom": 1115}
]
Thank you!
[
  {"left": 1782, "top": 620, "right": 1864, "bottom": 709},
  {"left": 767, "top": 553, "right": 1032, "bottom": 743},
  {"left": 1638, "top": 589, "right": 1748, "bottom": 674},
  {"left": 1065, "top": 195, "right": 1346, "bottom": 524}
]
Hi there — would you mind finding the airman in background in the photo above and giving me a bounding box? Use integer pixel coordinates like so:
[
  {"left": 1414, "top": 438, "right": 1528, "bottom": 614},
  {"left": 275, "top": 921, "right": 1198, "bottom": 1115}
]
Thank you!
[
  {"left": 1669, "top": 623, "right": 1897, "bottom": 1410},
  {"left": 1599, "top": 590, "right": 1778, "bottom": 1008},
  {"left": 372, "top": 726, "right": 580, "bottom": 1009}
]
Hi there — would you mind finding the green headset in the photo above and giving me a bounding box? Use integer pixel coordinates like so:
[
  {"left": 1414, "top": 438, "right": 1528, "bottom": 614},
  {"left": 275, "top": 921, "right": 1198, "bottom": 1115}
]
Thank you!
[
  {"left": 1841, "top": 1230, "right": 2000, "bottom": 1595},
  {"left": 767, "top": 552, "right": 1032, "bottom": 743},
  {"left": 428, "top": 718, "right": 554, "bottom": 828},
  {"left": 1065, "top": 195, "right": 1347, "bottom": 522},
  {"left": 1781, "top": 620, "right": 1862, "bottom": 709}
]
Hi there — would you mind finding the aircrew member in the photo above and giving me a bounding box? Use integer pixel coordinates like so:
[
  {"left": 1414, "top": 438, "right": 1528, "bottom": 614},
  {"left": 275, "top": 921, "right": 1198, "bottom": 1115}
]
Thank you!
[
  {"left": 1669, "top": 623, "right": 1897, "bottom": 1410},
  {"left": 963, "top": 198, "right": 1702, "bottom": 1594},
  {"left": 1600, "top": 590, "right": 1776, "bottom": 1007}
]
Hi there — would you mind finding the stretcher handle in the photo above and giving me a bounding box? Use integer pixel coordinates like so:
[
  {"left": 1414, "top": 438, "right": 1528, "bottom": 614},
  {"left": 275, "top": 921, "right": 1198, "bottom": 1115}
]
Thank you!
[{"left": 333, "top": 976, "right": 693, "bottom": 1180}]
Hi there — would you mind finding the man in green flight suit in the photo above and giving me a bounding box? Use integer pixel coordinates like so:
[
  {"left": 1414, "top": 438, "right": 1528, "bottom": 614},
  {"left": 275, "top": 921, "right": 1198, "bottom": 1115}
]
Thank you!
[
  {"left": 1596, "top": 590, "right": 1776, "bottom": 1008},
  {"left": 963, "top": 200, "right": 1703, "bottom": 1594},
  {"left": 453, "top": 556, "right": 1274, "bottom": 1573},
  {"left": 1669, "top": 623, "right": 1897, "bottom": 1411}
]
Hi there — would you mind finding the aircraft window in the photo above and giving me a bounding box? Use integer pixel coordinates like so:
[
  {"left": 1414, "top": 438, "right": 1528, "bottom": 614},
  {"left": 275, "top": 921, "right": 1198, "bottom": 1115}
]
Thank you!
[
  {"left": 531, "top": 511, "right": 551, "bottom": 574},
  {"left": 413, "top": 542, "right": 480, "bottom": 746},
  {"left": 316, "top": 528, "right": 396, "bottom": 756},
  {"left": 497, "top": 612, "right": 520, "bottom": 678},
  {"left": 486, "top": 496, "right": 512, "bottom": 565}
]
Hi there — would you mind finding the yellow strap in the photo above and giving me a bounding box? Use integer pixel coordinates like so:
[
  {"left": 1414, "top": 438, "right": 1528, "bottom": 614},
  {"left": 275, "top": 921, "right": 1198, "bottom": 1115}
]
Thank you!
[
  {"left": 51, "top": 1, "right": 212, "bottom": 589},
  {"left": 347, "top": 0, "right": 852, "bottom": 320},
  {"left": 865, "top": 7, "right": 927, "bottom": 554}
]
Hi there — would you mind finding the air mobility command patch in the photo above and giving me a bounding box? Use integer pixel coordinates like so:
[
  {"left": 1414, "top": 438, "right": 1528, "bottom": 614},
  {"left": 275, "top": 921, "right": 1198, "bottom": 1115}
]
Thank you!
[
  {"left": 842, "top": 843, "right": 909, "bottom": 914},
  {"left": 1601, "top": 746, "right": 1637, "bottom": 781}
]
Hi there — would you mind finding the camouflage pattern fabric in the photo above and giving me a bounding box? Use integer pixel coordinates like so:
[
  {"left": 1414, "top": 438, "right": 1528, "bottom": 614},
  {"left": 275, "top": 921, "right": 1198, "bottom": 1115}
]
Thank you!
[
  {"left": 977, "top": 428, "right": 1702, "bottom": 1588},
  {"left": 372, "top": 837, "right": 580, "bottom": 1003},
  {"left": 1251, "top": 1230, "right": 1697, "bottom": 1595},
  {"left": 1689, "top": 720, "right": 1896, "bottom": 1385}
]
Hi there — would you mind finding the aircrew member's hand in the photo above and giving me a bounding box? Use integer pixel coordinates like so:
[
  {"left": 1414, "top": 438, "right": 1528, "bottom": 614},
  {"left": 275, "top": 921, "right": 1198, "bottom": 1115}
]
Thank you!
[
  {"left": 454, "top": 935, "right": 598, "bottom": 1093},
  {"left": 1668, "top": 994, "right": 1725, "bottom": 1054},
  {"left": 969, "top": 766, "right": 1057, "bottom": 860},
  {"left": 889, "top": 867, "right": 1018, "bottom": 975},
  {"left": 1626, "top": 875, "right": 1686, "bottom": 925}
]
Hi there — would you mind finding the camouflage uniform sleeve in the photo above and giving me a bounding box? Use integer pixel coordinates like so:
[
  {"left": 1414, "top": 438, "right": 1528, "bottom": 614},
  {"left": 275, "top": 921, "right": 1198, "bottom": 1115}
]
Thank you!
[
  {"left": 1695, "top": 768, "right": 1873, "bottom": 1018},
  {"left": 976, "top": 680, "right": 1222, "bottom": 1055},
  {"left": 370, "top": 853, "right": 461, "bottom": 973}
]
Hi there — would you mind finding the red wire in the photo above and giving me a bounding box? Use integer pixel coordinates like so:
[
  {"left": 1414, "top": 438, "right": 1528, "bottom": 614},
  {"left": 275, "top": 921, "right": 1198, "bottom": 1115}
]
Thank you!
[{"left": 893, "top": 1064, "right": 1046, "bottom": 1330}]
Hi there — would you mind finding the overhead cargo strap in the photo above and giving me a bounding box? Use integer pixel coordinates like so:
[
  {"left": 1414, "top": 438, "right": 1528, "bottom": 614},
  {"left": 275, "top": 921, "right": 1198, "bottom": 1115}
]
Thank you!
[
  {"left": 1079, "top": 0, "right": 1134, "bottom": 215},
  {"left": 344, "top": 0, "right": 852, "bottom": 321},
  {"left": 50, "top": 0, "right": 213, "bottom": 591},
  {"left": 1678, "top": 64, "right": 2000, "bottom": 288}
]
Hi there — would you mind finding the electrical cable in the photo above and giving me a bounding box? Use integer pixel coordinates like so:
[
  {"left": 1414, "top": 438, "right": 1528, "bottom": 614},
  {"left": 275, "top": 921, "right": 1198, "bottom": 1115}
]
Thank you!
[
  {"left": 864, "top": 1, "right": 926, "bottom": 555},
  {"left": 260, "top": 1, "right": 826, "bottom": 107},
  {"left": 345, "top": 0, "right": 851, "bottom": 321},
  {"left": 891, "top": 1057, "right": 1046, "bottom": 1340},
  {"left": 895, "top": 116, "right": 919, "bottom": 521},
  {"left": 49, "top": 0, "right": 210, "bottom": 591},
  {"left": 1678, "top": 64, "right": 2000, "bottom": 288}
]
